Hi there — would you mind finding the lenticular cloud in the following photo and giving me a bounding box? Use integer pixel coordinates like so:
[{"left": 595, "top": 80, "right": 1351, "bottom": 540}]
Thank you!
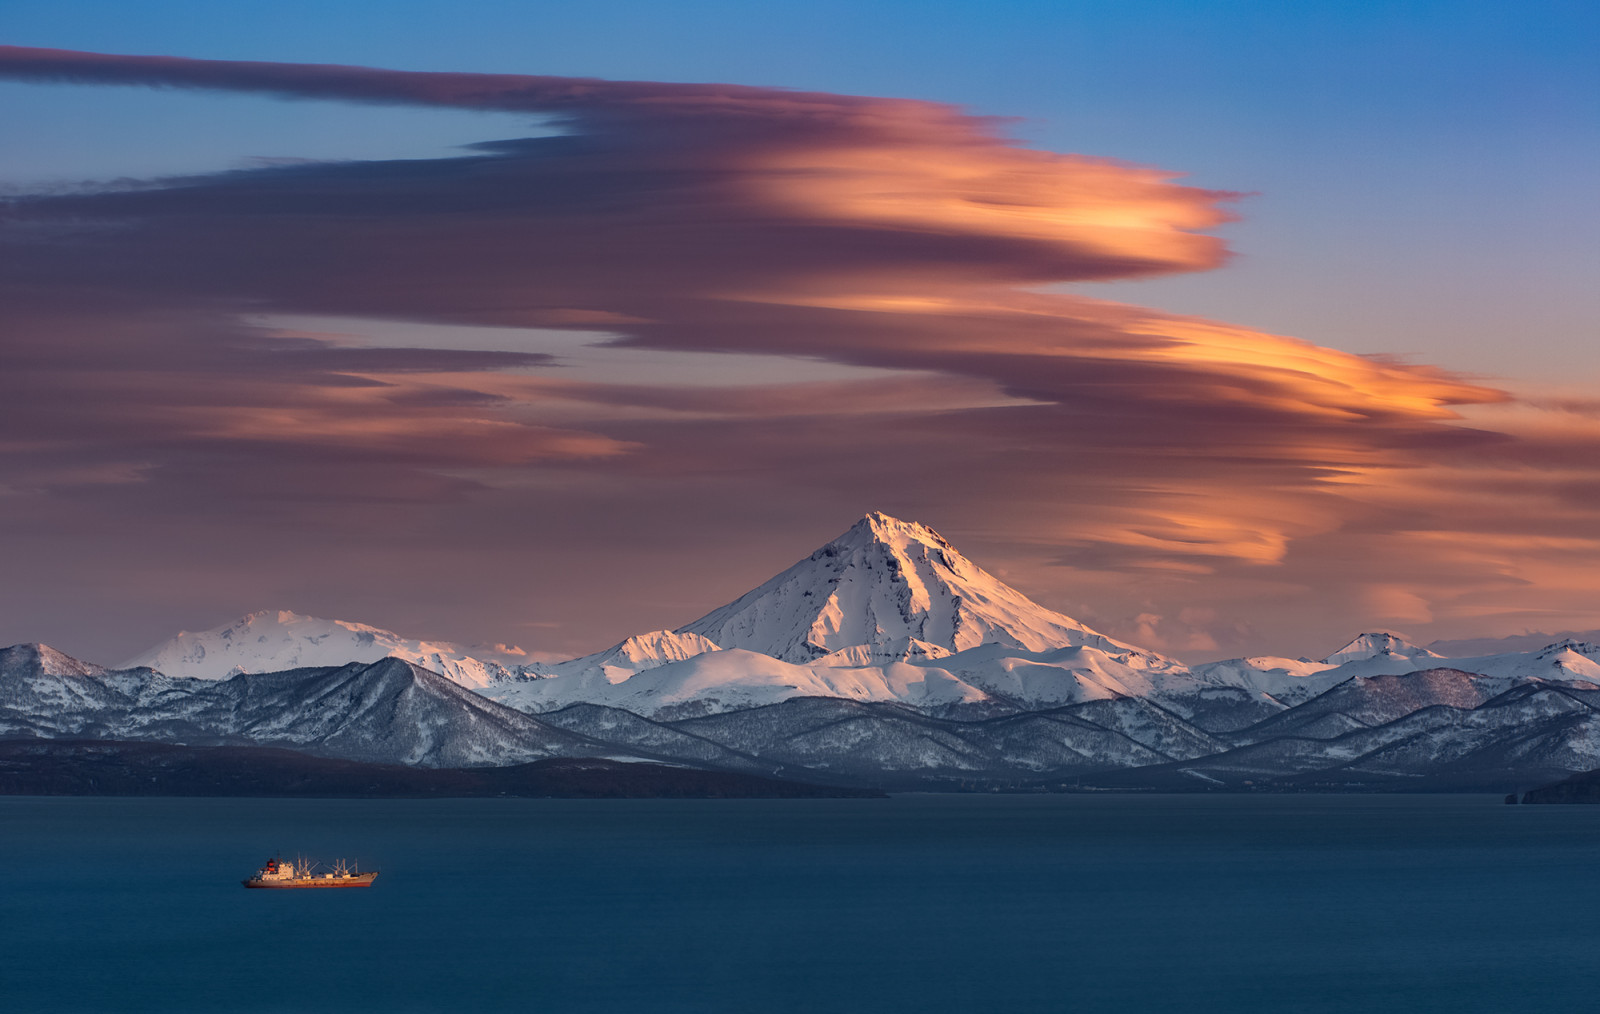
[{"left": 1, "top": 46, "right": 1595, "bottom": 660}]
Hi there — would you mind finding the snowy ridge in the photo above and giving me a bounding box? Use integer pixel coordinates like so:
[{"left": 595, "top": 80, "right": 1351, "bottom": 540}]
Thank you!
[
  {"left": 120, "top": 610, "right": 518, "bottom": 688},
  {"left": 513, "top": 621, "right": 1600, "bottom": 723},
  {"left": 11, "top": 635, "right": 1600, "bottom": 787}
]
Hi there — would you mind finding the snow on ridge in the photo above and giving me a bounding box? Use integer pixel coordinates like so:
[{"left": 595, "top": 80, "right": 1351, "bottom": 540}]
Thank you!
[{"left": 490, "top": 637, "right": 1215, "bottom": 718}]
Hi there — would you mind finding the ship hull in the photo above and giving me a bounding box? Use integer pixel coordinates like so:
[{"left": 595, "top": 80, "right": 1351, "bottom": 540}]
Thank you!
[{"left": 242, "top": 872, "right": 378, "bottom": 889}]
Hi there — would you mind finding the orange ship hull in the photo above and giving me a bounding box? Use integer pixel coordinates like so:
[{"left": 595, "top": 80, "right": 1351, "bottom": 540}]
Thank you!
[{"left": 242, "top": 872, "right": 378, "bottom": 889}]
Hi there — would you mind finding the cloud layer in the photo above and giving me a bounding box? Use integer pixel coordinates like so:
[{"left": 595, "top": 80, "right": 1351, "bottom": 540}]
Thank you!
[{"left": 1, "top": 47, "right": 1594, "bottom": 662}]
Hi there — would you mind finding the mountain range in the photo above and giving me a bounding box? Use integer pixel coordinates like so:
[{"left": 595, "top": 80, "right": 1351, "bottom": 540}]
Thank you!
[{"left": 7, "top": 511, "right": 1600, "bottom": 792}]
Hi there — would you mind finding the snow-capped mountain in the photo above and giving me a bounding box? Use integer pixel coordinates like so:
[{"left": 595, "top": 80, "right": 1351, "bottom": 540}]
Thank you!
[
  {"left": 120, "top": 610, "right": 518, "bottom": 688},
  {"left": 1320, "top": 632, "right": 1444, "bottom": 666},
  {"left": 108, "top": 514, "right": 1600, "bottom": 727},
  {"left": 487, "top": 512, "right": 1200, "bottom": 716},
  {"left": 676, "top": 512, "right": 1158, "bottom": 664},
  {"left": 20, "top": 510, "right": 1600, "bottom": 791}
]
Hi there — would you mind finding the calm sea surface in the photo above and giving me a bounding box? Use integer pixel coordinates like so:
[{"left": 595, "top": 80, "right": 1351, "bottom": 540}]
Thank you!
[{"left": 2, "top": 794, "right": 1598, "bottom": 1013}]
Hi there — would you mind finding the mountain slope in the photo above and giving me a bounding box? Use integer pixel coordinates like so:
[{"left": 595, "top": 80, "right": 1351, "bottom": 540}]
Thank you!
[
  {"left": 183, "top": 658, "right": 598, "bottom": 767},
  {"left": 0, "top": 644, "right": 186, "bottom": 738},
  {"left": 660, "top": 695, "right": 1227, "bottom": 787},
  {"left": 1228, "top": 668, "right": 1518, "bottom": 745}
]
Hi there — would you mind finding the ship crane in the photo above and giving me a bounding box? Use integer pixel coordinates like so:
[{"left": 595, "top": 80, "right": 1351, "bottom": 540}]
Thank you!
[{"left": 242, "top": 854, "right": 378, "bottom": 889}]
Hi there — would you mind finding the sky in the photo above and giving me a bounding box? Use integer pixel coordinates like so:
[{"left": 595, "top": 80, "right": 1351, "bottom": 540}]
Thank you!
[{"left": 1, "top": 1, "right": 1596, "bottom": 665}]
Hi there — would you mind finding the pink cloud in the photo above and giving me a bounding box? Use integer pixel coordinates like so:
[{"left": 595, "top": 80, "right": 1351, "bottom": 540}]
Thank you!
[{"left": 0, "top": 47, "right": 1596, "bottom": 663}]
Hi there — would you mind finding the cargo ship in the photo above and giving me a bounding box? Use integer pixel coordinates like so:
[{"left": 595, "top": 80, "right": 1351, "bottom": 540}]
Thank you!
[{"left": 242, "top": 856, "right": 378, "bottom": 889}]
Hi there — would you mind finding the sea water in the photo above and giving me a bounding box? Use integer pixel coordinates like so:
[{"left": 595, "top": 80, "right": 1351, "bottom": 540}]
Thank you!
[{"left": 2, "top": 794, "right": 1597, "bottom": 1013}]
